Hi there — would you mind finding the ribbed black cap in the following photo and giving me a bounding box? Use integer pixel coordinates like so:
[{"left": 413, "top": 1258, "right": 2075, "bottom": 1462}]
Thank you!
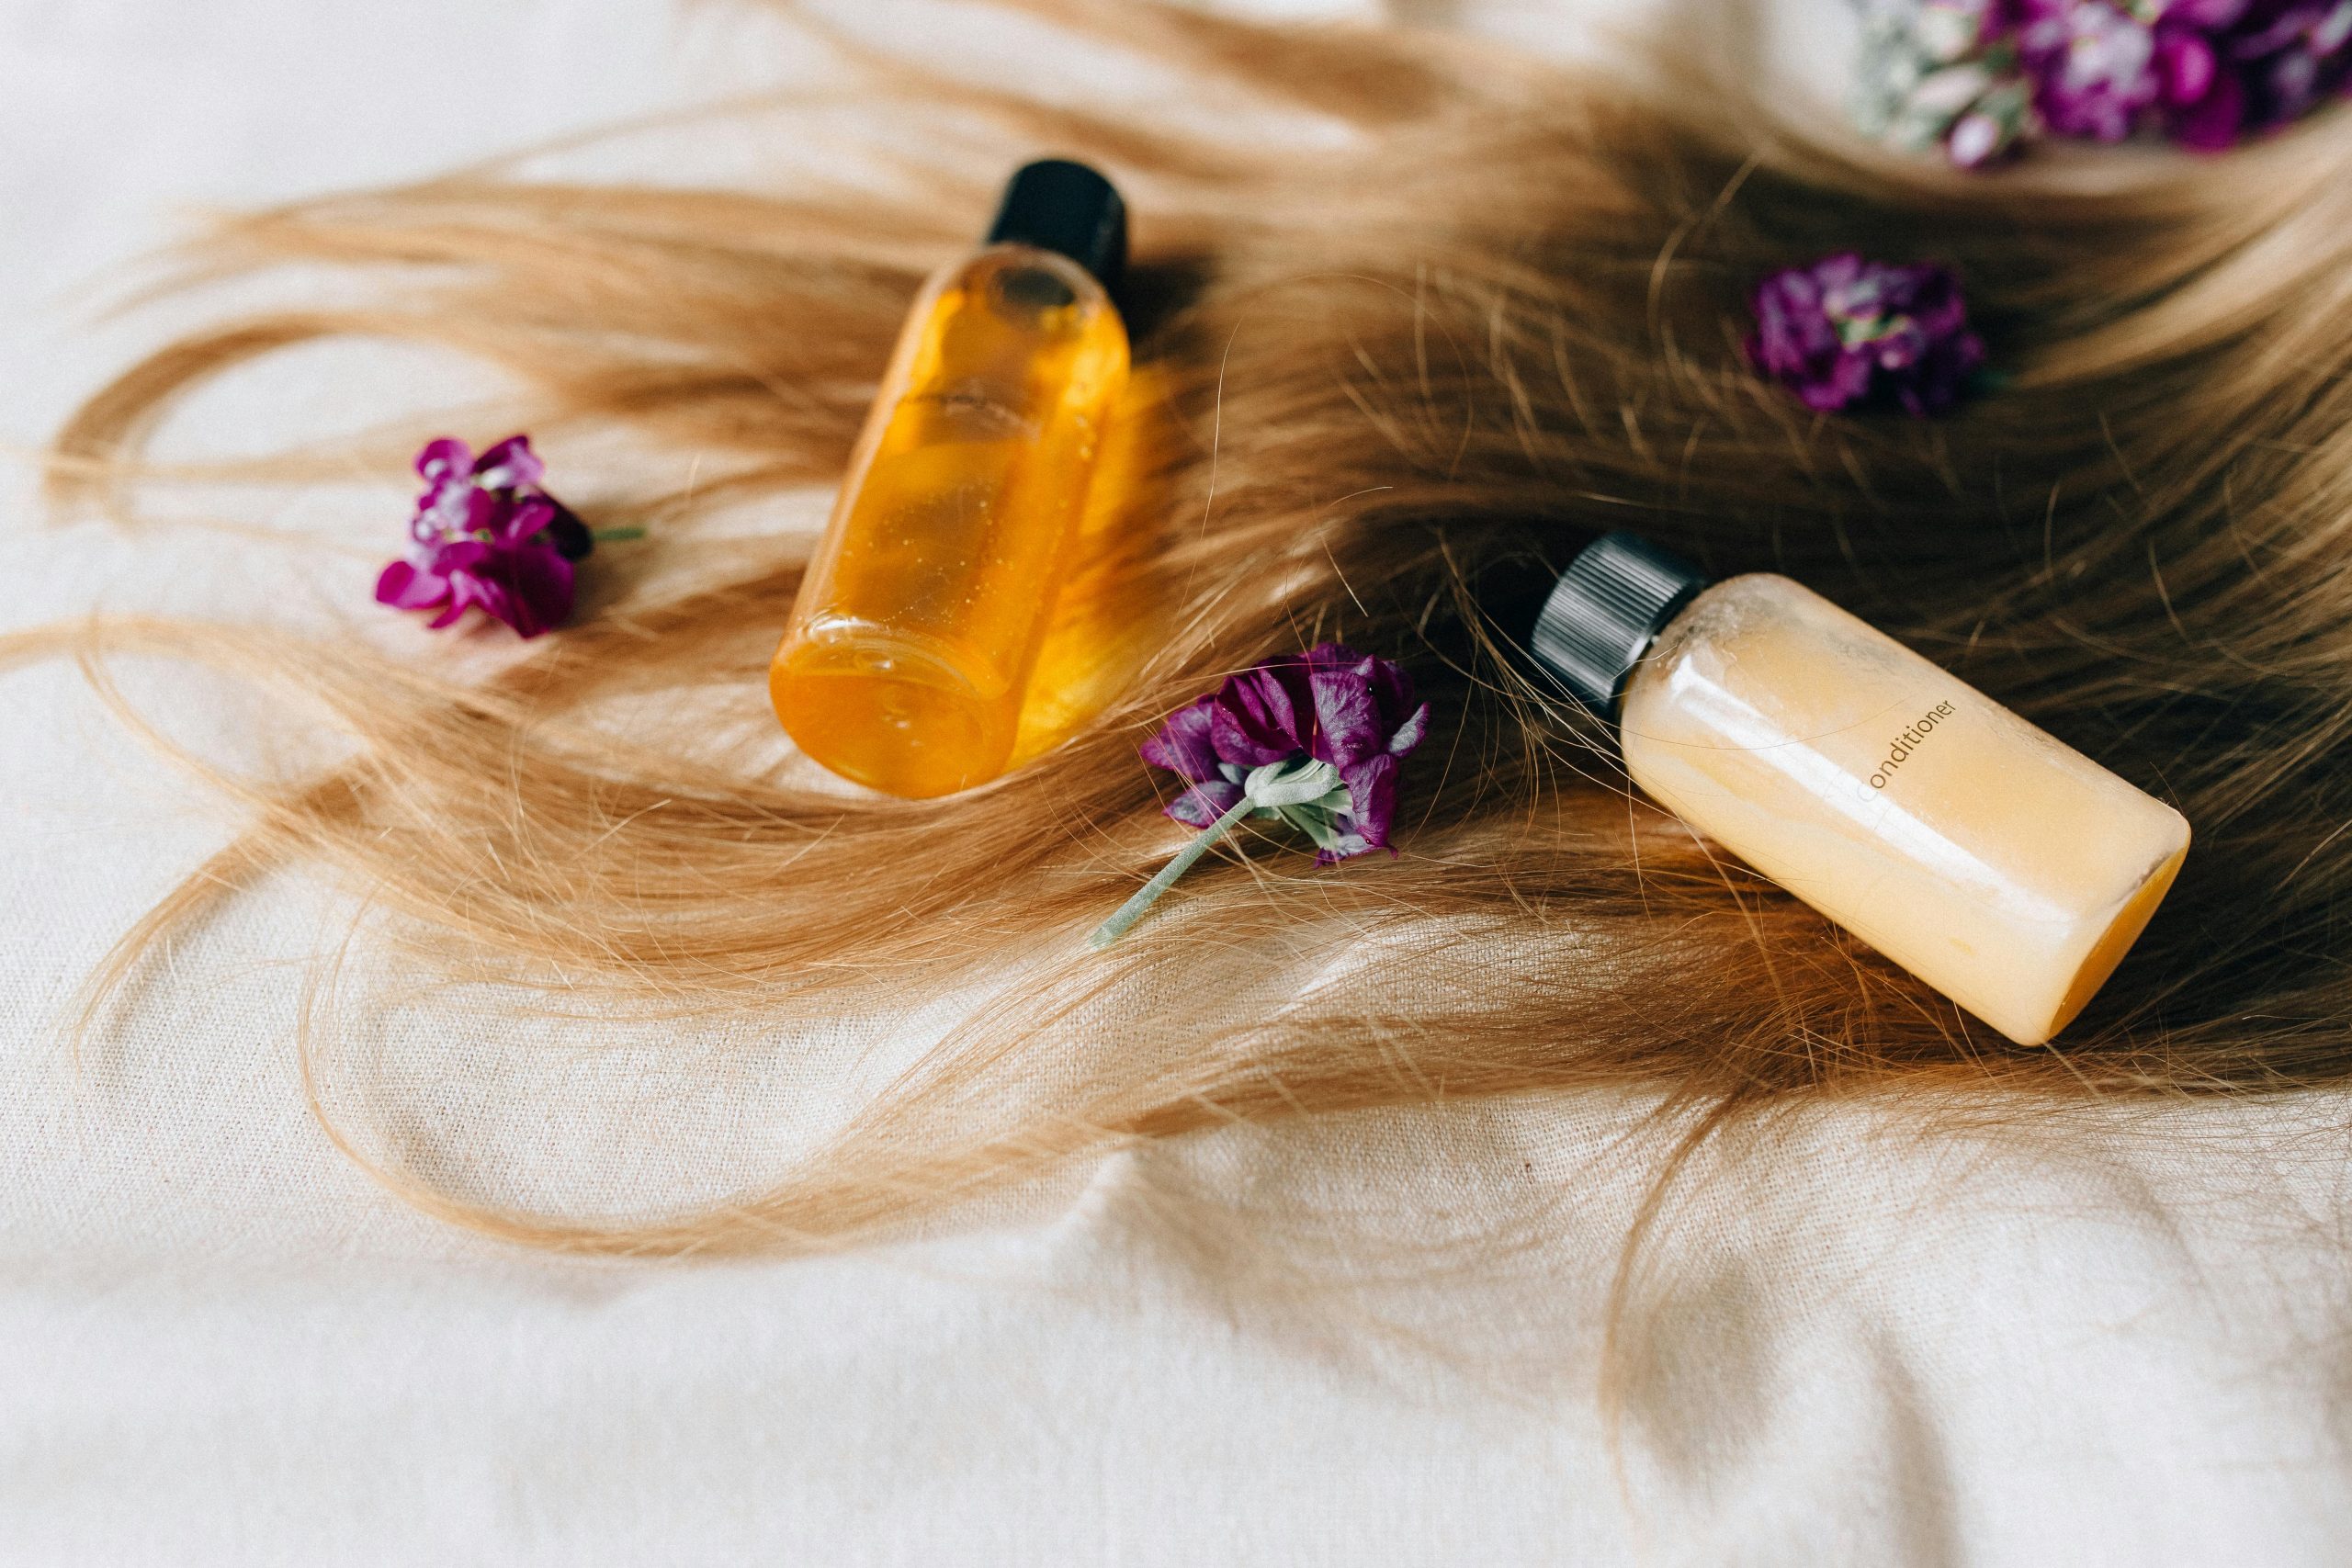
[
  {"left": 986, "top": 159, "right": 1126, "bottom": 295},
  {"left": 1531, "top": 532, "right": 1710, "bottom": 716}
]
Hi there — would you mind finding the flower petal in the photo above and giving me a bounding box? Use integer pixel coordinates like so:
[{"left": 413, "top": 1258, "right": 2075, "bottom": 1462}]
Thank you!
[
  {"left": 376, "top": 558, "right": 449, "bottom": 611},
  {"left": 413, "top": 469, "right": 480, "bottom": 543},
  {"left": 490, "top": 542, "right": 576, "bottom": 638},
  {"left": 2017, "top": 0, "right": 2161, "bottom": 141},
  {"left": 1167, "top": 778, "right": 1244, "bottom": 828},
  {"left": 499, "top": 493, "right": 560, "bottom": 547},
  {"left": 1386, "top": 700, "right": 1431, "bottom": 759},
  {"left": 1139, "top": 696, "right": 1225, "bottom": 784},
  {"left": 1330, "top": 751, "right": 1400, "bottom": 862},
  {"left": 1311, "top": 827, "right": 1375, "bottom": 865},
  {"left": 462, "top": 487, "right": 501, "bottom": 537},
  {"left": 1208, "top": 661, "right": 1307, "bottom": 767},
  {"left": 429, "top": 539, "right": 494, "bottom": 573},
  {"left": 2166, "top": 63, "right": 2247, "bottom": 146},
  {"left": 1303, "top": 645, "right": 1386, "bottom": 768},
  {"left": 470, "top": 434, "right": 544, "bottom": 491},
  {"left": 415, "top": 438, "right": 472, "bottom": 484},
  {"left": 426, "top": 572, "right": 482, "bottom": 629},
  {"left": 2162, "top": 32, "right": 2219, "bottom": 101}
]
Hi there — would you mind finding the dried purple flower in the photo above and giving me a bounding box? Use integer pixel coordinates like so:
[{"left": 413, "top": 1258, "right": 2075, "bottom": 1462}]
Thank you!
[
  {"left": 1091, "top": 645, "right": 1430, "bottom": 947},
  {"left": 1747, "top": 254, "right": 1989, "bottom": 417},
  {"left": 376, "top": 435, "right": 603, "bottom": 638}
]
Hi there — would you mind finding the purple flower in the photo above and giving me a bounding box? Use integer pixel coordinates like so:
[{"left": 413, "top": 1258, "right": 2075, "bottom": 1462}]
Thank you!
[
  {"left": 1747, "top": 254, "right": 1989, "bottom": 417},
  {"left": 2016, "top": 0, "right": 2166, "bottom": 137},
  {"left": 2014, "top": 0, "right": 2352, "bottom": 149},
  {"left": 376, "top": 435, "right": 593, "bottom": 638},
  {"left": 1092, "top": 645, "right": 1431, "bottom": 947},
  {"left": 1139, "top": 643, "right": 1430, "bottom": 863}
]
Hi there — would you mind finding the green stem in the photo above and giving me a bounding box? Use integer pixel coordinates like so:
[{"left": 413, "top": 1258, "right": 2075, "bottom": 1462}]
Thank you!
[
  {"left": 1089, "top": 794, "right": 1257, "bottom": 950},
  {"left": 591, "top": 526, "right": 646, "bottom": 543}
]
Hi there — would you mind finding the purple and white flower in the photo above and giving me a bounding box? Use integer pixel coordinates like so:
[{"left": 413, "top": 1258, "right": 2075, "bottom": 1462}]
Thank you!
[
  {"left": 377, "top": 435, "right": 596, "bottom": 639},
  {"left": 1091, "top": 645, "right": 1430, "bottom": 947},
  {"left": 1747, "top": 254, "right": 1989, "bottom": 416}
]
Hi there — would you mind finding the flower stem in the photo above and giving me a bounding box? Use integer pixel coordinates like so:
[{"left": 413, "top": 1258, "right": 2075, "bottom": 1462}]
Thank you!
[
  {"left": 591, "top": 526, "right": 647, "bottom": 543},
  {"left": 1089, "top": 795, "right": 1257, "bottom": 950}
]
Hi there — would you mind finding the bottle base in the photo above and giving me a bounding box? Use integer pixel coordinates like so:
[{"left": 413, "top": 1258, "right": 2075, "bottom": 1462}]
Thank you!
[
  {"left": 2021, "top": 841, "right": 2190, "bottom": 1046},
  {"left": 769, "top": 637, "right": 1015, "bottom": 799}
]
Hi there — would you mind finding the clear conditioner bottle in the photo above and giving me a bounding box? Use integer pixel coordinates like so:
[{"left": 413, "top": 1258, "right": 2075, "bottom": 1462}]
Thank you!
[{"left": 1532, "top": 533, "right": 2191, "bottom": 1046}]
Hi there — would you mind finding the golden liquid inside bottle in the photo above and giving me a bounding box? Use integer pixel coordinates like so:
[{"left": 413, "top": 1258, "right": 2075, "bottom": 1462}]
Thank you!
[
  {"left": 1008, "top": 366, "right": 1173, "bottom": 767},
  {"left": 770, "top": 245, "right": 1131, "bottom": 797}
]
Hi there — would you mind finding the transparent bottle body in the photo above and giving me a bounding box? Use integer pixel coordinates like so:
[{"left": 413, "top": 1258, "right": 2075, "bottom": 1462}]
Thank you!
[
  {"left": 770, "top": 243, "right": 1131, "bottom": 798},
  {"left": 1619, "top": 574, "right": 2190, "bottom": 1045}
]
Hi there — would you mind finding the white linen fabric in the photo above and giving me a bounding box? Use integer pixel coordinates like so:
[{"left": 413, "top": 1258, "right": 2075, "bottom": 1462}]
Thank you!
[{"left": 6, "top": 2, "right": 2352, "bottom": 1563}]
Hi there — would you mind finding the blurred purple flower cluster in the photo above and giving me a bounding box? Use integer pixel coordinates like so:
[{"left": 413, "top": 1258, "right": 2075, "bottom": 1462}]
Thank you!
[
  {"left": 2020, "top": 0, "right": 2352, "bottom": 146},
  {"left": 1748, "top": 254, "right": 1989, "bottom": 416},
  {"left": 1854, "top": 0, "right": 2352, "bottom": 164}
]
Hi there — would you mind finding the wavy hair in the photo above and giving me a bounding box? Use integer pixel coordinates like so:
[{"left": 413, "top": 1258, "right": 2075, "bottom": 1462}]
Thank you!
[{"left": 18, "top": 0, "right": 2352, "bottom": 1258}]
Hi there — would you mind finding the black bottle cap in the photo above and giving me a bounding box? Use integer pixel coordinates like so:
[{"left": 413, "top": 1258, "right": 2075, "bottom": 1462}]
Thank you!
[
  {"left": 1530, "top": 531, "right": 1712, "bottom": 716},
  {"left": 985, "top": 158, "right": 1126, "bottom": 296}
]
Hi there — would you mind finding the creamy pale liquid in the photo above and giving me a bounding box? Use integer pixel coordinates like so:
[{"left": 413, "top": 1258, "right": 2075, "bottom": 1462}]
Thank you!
[{"left": 1619, "top": 574, "right": 2189, "bottom": 1045}]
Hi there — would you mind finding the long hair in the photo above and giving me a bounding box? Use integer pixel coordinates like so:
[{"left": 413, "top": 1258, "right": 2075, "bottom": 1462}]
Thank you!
[{"left": 18, "top": 0, "right": 2352, "bottom": 1258}]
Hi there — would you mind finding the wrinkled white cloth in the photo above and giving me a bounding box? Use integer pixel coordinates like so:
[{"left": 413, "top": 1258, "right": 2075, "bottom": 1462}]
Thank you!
[{"left": 6, "top": 3, "right": 2351, "bottom": 1564}]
